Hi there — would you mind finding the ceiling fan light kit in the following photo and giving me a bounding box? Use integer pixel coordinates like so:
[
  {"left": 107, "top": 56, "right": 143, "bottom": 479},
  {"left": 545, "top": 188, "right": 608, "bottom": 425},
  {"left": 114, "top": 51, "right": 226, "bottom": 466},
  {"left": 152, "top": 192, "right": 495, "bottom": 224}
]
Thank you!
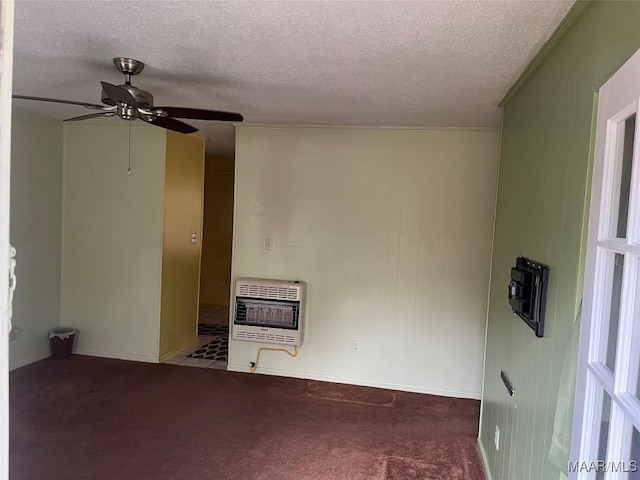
[{"left": 12, "top": 57, "right": 243, "bottom": 134}]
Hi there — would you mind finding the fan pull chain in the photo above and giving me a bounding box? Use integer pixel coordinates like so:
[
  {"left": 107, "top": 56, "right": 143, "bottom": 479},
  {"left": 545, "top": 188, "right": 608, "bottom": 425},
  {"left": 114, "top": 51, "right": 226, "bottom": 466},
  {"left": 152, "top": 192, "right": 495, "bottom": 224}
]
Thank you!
[{"left": 127, "top": 122, "right": 132, "bottom": 175}]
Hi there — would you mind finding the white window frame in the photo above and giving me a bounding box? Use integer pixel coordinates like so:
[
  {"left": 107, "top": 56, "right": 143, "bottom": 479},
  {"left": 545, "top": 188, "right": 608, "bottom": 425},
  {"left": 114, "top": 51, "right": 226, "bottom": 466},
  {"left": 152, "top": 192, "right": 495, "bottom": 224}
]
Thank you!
[
  {"left": 571, "top": 47, "right": 640, "bottom": 480},
  {"left": 0, "top": 1, "right": 13, "bottom": 479}
]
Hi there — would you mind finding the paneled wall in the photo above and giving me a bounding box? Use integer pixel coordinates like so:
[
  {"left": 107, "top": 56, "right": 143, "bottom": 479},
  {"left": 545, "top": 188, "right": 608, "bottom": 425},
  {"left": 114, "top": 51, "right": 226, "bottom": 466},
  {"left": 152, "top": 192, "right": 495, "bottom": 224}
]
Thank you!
[{"left": 230, "top": 126, "right": 499, "bottom": 398}]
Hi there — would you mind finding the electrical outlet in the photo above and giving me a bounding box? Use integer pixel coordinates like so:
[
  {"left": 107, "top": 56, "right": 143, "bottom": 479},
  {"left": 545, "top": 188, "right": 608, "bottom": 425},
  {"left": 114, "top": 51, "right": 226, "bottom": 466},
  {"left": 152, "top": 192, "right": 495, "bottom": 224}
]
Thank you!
[
  {"left": 265, "top": 237, "right": 274, "bottom": 251},
  {"left": 352, "top": 339, "right": 361, "bottom": 353},
  {"left": 494, "top": 425, "right": 500, "bottom": 450}
]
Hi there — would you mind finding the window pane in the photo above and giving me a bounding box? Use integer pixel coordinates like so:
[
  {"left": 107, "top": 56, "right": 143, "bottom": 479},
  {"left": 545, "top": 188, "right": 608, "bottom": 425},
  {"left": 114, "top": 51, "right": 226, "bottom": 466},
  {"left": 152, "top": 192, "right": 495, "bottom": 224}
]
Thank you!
[
  {"left": 596, "top": 391, "right": 613, "bottom": 480},
  {"left": 633, "top": 258, "right": 640, "bottom": 399},
  {"left": 613, "top": 114, "right": 635, "bottom": 238},
  {"left": 601, "top": 252, "right": 625, "bottom": 371},
  {"left": 628, "top": 428, "right": 640, "bottom": 478}
]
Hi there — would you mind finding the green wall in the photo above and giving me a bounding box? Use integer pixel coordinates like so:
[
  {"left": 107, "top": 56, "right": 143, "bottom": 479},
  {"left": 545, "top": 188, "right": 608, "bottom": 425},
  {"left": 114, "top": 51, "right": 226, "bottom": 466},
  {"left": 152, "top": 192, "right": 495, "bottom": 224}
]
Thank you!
[{"left": 479, "top": 2, "right": 640, "bottom": 480}]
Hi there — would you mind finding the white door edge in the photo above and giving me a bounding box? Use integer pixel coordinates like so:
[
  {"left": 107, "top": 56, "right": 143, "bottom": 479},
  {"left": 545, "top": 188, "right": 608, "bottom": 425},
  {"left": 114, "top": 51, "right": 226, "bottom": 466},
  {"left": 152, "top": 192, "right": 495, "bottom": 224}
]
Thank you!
[{"left": 0, "top": 1, "right": 13, "bottom": 479}]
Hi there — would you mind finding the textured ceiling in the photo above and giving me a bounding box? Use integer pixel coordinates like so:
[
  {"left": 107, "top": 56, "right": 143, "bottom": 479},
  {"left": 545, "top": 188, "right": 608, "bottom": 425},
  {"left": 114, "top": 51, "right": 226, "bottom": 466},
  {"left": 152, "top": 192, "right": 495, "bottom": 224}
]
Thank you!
[{"left": 13, "top": 0, "right": 573, "bottom": 158}]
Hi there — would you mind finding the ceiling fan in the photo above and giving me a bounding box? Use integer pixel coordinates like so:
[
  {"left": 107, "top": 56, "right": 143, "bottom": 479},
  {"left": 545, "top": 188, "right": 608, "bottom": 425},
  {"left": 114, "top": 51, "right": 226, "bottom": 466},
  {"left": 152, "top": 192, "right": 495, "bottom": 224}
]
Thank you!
[{"left": 12, "top": 57, "right": 244, "bottom": 134}]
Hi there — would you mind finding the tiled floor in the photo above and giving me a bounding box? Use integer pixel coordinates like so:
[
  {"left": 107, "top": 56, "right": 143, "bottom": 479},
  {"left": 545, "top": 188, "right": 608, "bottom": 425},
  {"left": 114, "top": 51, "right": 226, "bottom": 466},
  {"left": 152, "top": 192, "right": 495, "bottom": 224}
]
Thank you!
[
  {"left": 198, "top": 304, "right": 230, "bottom": 325},
  {"left": 162, "top": 304, "right": 229, "bottom": 369}
]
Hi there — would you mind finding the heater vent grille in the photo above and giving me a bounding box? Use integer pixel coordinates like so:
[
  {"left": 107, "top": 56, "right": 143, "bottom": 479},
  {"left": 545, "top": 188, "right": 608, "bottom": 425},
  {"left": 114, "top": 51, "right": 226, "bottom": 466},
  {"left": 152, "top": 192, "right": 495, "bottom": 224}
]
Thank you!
[
  {"left": 234, "top": 329, "right": 297, "bottom": 346},
  {"left": 237, "top": 283, "right": 300, "bottom": 301}
]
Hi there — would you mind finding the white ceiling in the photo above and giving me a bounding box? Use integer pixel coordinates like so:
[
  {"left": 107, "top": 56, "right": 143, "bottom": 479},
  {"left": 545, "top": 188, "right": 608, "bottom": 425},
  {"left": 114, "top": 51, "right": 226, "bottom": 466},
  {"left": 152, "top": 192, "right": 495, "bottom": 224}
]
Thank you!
[{"left": 13, "top": 0, "right": 573, "bottom": 158}]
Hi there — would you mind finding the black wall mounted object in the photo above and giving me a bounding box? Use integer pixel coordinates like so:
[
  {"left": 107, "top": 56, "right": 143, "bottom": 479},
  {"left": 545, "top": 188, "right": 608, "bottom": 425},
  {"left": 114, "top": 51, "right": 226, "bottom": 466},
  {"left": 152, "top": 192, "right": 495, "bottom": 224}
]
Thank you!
[{"left": 508, "top": 256, "right": 549, "bottom": 337}]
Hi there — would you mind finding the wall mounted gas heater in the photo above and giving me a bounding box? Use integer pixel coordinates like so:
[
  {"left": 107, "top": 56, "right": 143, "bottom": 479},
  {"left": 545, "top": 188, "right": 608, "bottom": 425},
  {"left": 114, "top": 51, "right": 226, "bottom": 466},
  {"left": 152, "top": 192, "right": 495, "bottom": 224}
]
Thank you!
[{"left": 232, "top": 278, "right": 306, "bottom": 346}]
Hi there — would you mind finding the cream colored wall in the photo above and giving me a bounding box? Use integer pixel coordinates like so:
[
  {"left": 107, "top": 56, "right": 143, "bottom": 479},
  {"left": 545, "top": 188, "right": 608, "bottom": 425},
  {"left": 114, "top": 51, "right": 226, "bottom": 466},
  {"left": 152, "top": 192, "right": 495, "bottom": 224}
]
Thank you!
[
  {"left": 9, "top": 108, "right": 63, "bottom": 369},
  {"left": 199, "top": 157, "right": 234, "bottom": 306},
  {"left": 159, "top": 131, "right": 205, "bottom": 359},
  {"left": 61, "top": 124, "right": 166, "bottom": 362},
  {"left": 230, "top": 126, "right": 499, "bottom": 398}
]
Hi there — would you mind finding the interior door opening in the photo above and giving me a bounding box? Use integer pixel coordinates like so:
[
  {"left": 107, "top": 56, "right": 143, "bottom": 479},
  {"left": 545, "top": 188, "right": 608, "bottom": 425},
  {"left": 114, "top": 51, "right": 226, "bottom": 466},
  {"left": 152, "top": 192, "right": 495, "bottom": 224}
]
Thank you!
[
  {"left": 197, "top": 156, "right": 234, "bottom": 367},
  {"left": 162, "top": 155, "right": 234, "bottom": 368}
]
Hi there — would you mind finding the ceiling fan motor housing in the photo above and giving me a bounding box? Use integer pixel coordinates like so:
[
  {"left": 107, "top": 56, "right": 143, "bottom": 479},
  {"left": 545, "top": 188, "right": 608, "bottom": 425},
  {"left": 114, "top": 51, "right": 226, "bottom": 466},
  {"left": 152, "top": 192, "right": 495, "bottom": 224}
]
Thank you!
[
  {"left": 101, "top": 86, "right": 154, "bottom": 109},
  {"left": 102, "top": 58, "right": 152, "bottom": 108}
]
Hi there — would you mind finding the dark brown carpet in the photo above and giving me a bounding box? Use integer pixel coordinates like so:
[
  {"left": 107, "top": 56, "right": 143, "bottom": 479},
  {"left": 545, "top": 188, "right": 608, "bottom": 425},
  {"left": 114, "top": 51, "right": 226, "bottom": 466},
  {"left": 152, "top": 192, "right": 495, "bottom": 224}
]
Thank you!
[{"left": 10, "top": 356, "right": 485, "bottom": 480}]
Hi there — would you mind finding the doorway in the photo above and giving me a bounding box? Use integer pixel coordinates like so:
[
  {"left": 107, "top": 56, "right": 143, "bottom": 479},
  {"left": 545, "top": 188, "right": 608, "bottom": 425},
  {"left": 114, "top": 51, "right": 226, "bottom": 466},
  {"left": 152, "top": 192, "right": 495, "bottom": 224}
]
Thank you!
[
  {"left": 571, "top": 48, "right": 640, "bottom": 478},
  {"left": 162, "top": 156, "right": 234, "bottom": 369},
  {"left": 196, "top": 157, "right": 235, "bottom": 366}
]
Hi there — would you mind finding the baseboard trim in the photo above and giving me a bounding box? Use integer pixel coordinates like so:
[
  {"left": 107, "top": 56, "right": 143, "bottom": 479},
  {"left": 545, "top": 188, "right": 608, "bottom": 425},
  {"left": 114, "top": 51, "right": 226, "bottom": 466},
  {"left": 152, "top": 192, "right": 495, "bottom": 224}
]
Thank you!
[
  {"left": 9, "top": 352, "right": 50, "bottom": 371},
  {"left": 74, "top": 348, "right": 158, "bottom": 364},
  {"left": 478, "top": 438, "right": 493, "bottom": 480},
  {"left": 158, "top": 336, "right": 199, "bottom": 363},
  {"left": 226, "top": 363, "right": 481, "bottom": 399}
]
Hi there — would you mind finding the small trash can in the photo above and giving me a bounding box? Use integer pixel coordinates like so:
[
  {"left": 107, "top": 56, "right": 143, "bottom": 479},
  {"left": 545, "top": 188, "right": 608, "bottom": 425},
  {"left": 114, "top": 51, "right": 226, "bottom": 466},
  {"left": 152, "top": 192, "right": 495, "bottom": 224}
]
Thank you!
[{"left": 48, "top": 327, "right": 77, "bottom": 360}]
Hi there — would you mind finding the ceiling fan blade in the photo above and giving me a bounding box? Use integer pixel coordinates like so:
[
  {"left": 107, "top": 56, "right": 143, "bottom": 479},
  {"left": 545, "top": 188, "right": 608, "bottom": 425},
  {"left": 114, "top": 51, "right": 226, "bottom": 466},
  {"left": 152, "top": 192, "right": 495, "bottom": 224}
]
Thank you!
[
  {"left": 12, "top": 95, "right": 105, "bottom": 110},
  {"left": 154, "top": 106, "right": 243, "bottom": 122},
  {"left": 64, "top": 112, "right": 115, "bottom": 122},
  {"left": 141, "top": 116, "right": 198, "bottom": 134},
  {"left": 100, "top": 82, "right": 138, "bottom": 107}
]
